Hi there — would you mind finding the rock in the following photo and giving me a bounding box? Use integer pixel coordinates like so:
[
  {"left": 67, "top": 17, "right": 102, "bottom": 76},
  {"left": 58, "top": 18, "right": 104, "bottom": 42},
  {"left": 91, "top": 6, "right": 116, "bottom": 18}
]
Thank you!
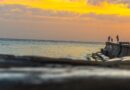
[{"left": 0, "top": 66, "right": 129, "bottom": 90}]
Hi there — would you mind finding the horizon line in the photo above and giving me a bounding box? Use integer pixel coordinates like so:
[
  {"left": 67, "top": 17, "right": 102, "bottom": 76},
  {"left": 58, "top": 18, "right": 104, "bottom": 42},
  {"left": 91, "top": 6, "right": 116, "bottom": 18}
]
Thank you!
[{"left": 0, "top": 37, "right": 105, "bottom": 44}]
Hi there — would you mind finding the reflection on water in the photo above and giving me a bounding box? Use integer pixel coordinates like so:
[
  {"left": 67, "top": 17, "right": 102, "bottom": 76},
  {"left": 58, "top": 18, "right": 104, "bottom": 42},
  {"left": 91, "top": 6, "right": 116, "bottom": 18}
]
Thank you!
[{"left": 0, "top": 40, "right": 104, "bottom": 60}]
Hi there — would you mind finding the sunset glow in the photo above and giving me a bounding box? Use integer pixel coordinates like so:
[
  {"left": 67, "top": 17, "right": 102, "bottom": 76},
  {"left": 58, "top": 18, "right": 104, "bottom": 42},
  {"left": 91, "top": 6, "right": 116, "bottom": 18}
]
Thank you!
[
  {"left": 0, "top": 0, "right": 130, "bottom": 16},
  {"left": 0, "top": 0, "right": 130, "bottom": 41}
]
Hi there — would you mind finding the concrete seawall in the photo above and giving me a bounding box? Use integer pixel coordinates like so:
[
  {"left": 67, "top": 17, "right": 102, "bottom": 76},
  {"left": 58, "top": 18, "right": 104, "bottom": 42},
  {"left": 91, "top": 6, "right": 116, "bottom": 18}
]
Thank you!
[{"left": 102, "top": 42, "right": 130, "bottom": 58}]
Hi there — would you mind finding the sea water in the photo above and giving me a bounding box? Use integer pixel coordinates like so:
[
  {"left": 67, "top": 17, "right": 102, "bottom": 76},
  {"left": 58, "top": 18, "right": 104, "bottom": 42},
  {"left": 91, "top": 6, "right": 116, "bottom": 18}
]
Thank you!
[{"left": 0, "top": 39, "right": 104, "bottom": 60}]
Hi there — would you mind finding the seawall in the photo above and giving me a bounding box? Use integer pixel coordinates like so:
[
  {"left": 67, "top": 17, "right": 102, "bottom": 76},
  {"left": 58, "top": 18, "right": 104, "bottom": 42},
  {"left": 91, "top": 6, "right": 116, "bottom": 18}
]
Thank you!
[{"left": 102, "top": 42, "right": 130, "bottom": 58}]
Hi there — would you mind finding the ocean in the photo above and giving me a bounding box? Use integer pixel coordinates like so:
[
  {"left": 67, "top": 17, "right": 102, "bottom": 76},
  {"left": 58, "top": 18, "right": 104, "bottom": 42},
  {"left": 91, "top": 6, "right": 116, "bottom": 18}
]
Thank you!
[{"left": 0, "top": 39, "right": 104, "bottom": 60}]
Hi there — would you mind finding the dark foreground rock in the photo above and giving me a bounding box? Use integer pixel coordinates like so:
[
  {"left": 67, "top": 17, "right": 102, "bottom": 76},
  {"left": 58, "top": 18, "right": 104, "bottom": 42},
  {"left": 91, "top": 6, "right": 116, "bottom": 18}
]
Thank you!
[
  {"left": 0, "top": 54, "right": 130, "bottom": 90},
  {"left": 0, "top": 66, "right": 130, "bottom": 90}
]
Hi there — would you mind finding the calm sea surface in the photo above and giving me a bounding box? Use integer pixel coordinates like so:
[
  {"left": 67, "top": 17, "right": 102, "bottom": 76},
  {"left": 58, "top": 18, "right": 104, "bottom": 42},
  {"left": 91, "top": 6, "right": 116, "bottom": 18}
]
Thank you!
[{"left": 0, "top": 39, "right": 104, "bottom": 60}]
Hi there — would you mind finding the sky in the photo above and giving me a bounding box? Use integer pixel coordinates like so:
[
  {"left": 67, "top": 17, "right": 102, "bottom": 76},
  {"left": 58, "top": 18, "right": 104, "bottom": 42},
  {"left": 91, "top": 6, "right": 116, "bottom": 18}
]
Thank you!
[{"left": 0, "top": 0, "right": 130, "bottom": 42}]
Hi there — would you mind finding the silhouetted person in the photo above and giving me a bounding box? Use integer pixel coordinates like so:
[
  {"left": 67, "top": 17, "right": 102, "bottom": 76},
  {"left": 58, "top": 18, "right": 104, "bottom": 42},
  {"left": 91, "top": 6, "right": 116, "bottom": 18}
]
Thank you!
[
  {"left": 116, "top": 35, "right": 119, "bottom": 43},
  {"left": 111, "top": 38, "right": 113, "bottom": 42},
  {"left": 108, "top": 36, "right": 111, "bottom": 42}
]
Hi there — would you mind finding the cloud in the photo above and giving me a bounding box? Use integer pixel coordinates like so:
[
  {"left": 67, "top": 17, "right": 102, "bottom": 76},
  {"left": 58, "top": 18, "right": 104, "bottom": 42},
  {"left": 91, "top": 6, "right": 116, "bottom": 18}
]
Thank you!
[
  {"left": 87, "top": 0, "right": 130, "bottom": 5},
  {"left": 0, "top": 4, "right": 130, "bottom": 41},
  {"left": 1, "top": 4, "right": 130, "bottom": 22},
  {"left": 0, "top": 0, "right": 130, "bottom": 16},
  {"left": 0, "top": 5, "right": 81, "bottom": 22}
]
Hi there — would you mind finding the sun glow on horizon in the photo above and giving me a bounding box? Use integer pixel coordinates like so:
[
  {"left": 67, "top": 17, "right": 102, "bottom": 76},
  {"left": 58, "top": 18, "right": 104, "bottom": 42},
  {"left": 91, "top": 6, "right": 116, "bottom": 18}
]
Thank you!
[{"left": 0, "top": 0, "right": 130, "bottom": 16}]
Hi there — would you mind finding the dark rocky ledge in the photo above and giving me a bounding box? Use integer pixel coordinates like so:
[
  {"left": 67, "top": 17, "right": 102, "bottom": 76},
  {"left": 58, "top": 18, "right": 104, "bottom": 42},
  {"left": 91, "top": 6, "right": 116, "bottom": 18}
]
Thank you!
[{"left": 0, "top": 54, "right": 101, "bottom": 68}]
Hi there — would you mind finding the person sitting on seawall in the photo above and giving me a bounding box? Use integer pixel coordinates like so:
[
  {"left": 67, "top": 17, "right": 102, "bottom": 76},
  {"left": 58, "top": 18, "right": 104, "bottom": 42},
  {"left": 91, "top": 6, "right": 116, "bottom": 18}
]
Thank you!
[
  {"left": 111, "top": 38, "right": 113, "bottom": 43},
  {"left": 108, "top": 36, "right": 111, "bottom": 42},
  {"left": 101, "top": 36, "right": 113, "bottom": 55}
]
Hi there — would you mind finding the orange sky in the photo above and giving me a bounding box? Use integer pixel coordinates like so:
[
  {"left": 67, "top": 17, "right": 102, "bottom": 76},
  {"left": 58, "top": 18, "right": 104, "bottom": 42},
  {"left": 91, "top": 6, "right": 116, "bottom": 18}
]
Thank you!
[
  {"left": 1, "top": 0, "right": 130, "bottom": 16},
  {"left": 0, "top": 0, "right": 130, "bottom": 42}
]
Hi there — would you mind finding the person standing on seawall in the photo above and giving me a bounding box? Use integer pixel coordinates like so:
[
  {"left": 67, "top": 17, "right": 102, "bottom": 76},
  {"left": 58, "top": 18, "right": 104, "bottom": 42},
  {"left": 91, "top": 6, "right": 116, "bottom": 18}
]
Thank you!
[{"left": 116, "top": 35, "right": 119, "bottom": 43}]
